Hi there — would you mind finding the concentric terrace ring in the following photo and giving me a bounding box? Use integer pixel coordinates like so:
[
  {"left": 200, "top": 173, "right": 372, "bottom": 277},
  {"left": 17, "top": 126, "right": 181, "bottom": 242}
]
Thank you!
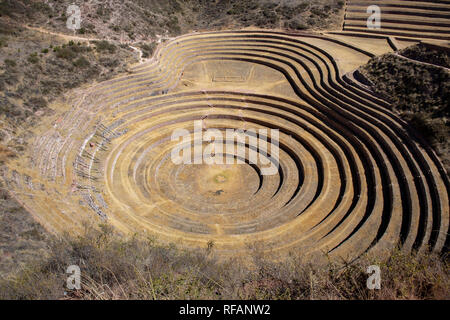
[{"left": 6, "top": 30, "right": 449, "bottom": 262}]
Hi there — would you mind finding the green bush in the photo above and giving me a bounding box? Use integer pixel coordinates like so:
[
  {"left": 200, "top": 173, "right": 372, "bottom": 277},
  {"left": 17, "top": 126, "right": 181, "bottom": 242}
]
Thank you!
[
  {"left": 30, "top": 2, "right": 52, "bottom": 14},
  {"left": 110, "top": 25, "right": 120, "bottom": 32},
  {"left": 27, "top": 97, "right": 47, "bottom": 111},
  {"left": 4, "top": 59, "right": 16, "bottom": 68},
  {"left": 92, "top": 40, "right": 116, "bottom": 54},
  {"left": 73, "top": 56, "right": 90, "bottom": 68},
  {"left": 276, "top": 5, "right": 296, "bottom": 20},
  {"left": 287, "top": 19, "right": 307, "bottom": 30},
  {"left": 55, "top": 47, "right": 77, "bottom": 60},
  {"left": 165, "top": 15, "right": 181, "bottom": 35},
  {"left": 27, "top": 52, "right": 39, "bottom": 64},
  {"left": 0, "top": 0, "right": 22, "bottom": 17},
  {"left": 139, "top": 42, "right": 157, "bottom": 58},
  {"left": 403, "top": 112, "right": 448, "bottom": 147}
]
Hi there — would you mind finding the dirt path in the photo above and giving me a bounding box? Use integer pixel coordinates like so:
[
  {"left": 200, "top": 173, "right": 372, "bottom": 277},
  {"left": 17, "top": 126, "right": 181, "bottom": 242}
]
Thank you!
[
  {"left": 24, "top": 25, "right": 146, "bottom": 63},
  {"left": 25, "top": 25, "right": 100, "bottom": 42}
]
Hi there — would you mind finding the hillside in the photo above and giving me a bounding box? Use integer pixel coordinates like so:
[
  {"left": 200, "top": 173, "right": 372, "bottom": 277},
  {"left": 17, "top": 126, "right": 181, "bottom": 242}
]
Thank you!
[
  {"left": 359, "top": 44, "right": 450, "bottom": 175},
  {"left": 1, "top": 226, "right": 448, "bottom": 299},
  {"left": 1, "top": 0, "right": 345, "bottom": 40}
]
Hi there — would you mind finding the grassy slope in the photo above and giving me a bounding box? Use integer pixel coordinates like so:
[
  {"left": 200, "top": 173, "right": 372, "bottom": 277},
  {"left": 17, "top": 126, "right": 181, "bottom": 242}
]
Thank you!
[
  {"left": 0, "top": 20, "right": 137, "bottom": 158},
  {"left": 0, "top": 225, "right": 448, "bottom": 299},
  {"left": 0, "top": 182, "right": 50, "bottom": 276}
]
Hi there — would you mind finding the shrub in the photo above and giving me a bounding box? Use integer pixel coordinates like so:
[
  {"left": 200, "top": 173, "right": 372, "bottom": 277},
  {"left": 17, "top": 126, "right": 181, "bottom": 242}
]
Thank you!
[
  {"left": 27, "top": 97, "right": 47, "bottom": 111},
  {"left": 92, "top": 40, "right": 116, "bottom": 54},
  {"left": 165, "top": 15, "right": 181, "bottom": 35},
  {"left": 72, "top": 56, "right": 90, "bottom": 68},
  {"left": 27, "top": 52, "right": 39, "bottom": 64},
  {"left": 40, "top": 79, "right": 62, "bottom": 95},
  {"left": 53, "top": 46, "right": 77, "bottom": 60},
  {"left": 139, "top": 42, "right": 157, "bottom": 58},
  {"left": 4, "top": 59, "right": 16, "bottom": 68},
  {"left": 403, "top": 112, "right": 448, "bottom": 147},
  {"left": 287, "top": 19, "right": 307, "bottom": 30},
  {"left": 0, "top": 0, "right": 24, "bottom": 17},
  {"left": 30, "top": 2, "right": 52, "bottom": 14}
]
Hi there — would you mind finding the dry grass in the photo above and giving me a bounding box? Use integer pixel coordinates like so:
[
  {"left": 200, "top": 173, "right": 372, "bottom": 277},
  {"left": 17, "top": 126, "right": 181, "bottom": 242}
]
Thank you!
[
  {"left": 0, "top": 23, "right": 137, "bottom": 161},
  {"left": 0, "top": 224, "right": 448, "bottom": 300},
  {"left": 0, "top": 184, "right": 50, "bottom": 278}
]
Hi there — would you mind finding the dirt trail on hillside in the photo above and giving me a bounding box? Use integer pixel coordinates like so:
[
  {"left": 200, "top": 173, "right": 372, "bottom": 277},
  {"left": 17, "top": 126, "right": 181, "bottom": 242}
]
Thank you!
[{"left": 24, "top": 25, "right": 146, "bottom": 62}]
